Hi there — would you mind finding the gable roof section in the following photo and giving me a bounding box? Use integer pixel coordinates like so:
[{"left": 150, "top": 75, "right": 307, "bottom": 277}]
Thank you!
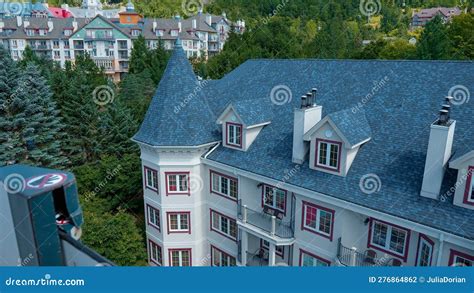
[
  {"left": 133, "top": 40, "right": 220, "bottom": 147},
  {"left": 70, "top": 15, "right": 129, "bottom": 39},
  {"left": 217, "top": 99, "right": 273, "bottom": 127},
  {"left": 327, "top": 108, "right": 371, "bottom": 147}
]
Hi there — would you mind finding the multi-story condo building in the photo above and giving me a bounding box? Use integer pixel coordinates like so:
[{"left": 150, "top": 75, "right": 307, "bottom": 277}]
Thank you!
[
  {"left": 133, "top": 41, "right": 474, "bottom": 267},
  {"left": 0, "top": 2, "right": 245, "bottom": 81}
]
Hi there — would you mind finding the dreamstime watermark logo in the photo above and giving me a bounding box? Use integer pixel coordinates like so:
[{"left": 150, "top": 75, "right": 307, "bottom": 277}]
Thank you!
[
  {"left": 181, "top": 0, "right": 203, "bottom": 17},
  {"left": 174, "top": 80, "right": 209, "bottom": 114},
  {"left": 83, "top": 164, "right": 123, "bottom": 202},
  {"left": 2, "top": 173, "right": 26, "bottom": 194},
  {"left": 262, "top": 0, "right": 290, "bottom": 24},
  {"left": 359, "top": 0, "right": 382, "bottom": 17},
  {"left": 2, "top": 1, "right": 25, "bottom": 16},
  {"left": 189, "top": 174, "right": 204, "bottom": 194},
  {"left": 270, "top": 85, "right": 292, "bottom": 106},
  {"left": 276, "top": 165, "right": 301, "bottom": 190},
  {"left": 92, "top": 85, "right": 115, "bottom": 106},
  {"left": 1, "top": 79, "right": 32, "bottom": 111},
  {"left": 17, "top": 253, "right": 34, "bottom": 267},
  {"left": 352, "top": 74, "right": 391, "bottom": 114},
  {"left": 448, "top": 85, "right": 470, "bottom": 106},
  {"left": 359, "top": 173, "right": 381, "bottom": 195}
]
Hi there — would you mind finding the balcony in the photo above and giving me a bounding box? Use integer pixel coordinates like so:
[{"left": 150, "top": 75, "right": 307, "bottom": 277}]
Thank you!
[
  {"left": 336, "top": 238, "right": 402, "bottom": 266},
  {"left": 92, "top": 58, "right": 115, "bottom": 72},
  {"left": 237, "top": 200, "right": 294, "bottom": 239}
]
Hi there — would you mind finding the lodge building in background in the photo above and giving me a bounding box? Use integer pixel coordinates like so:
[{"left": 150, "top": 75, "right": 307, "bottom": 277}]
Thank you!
[{"left": 0, "top": 0, "right": 245, "bottom": 81}]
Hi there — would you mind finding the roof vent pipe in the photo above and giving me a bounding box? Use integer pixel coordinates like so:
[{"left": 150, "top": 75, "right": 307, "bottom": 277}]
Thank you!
[
  {"left": 300, "top": 95, "right": 307, "bottom": 109},
  {"left": 311, "top": 88, "right": 318, "bottom": 106}
]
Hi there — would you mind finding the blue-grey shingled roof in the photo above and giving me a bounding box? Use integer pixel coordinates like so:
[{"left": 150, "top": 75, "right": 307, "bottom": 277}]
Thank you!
[
  {"left": 327, "top": 108, "right": 372, "bottom": 146},
  {"left": 228, "top": 99, "right": 274, "bottom": 126},
  {"left": 136, "top": 57, "right": 474, "bottom": 240},
  {"left": 133, "top": 41, "right": 220, "bottom": 146}
]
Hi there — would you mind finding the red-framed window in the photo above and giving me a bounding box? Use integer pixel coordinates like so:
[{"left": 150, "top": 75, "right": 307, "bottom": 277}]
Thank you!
[
  {"left": 165, "top": 172, "right": 190, "bottom": 195},
  {"left": 225, "top": 122, "right": 242, "bottom": 148},
  {"left": 301, "top": 201, "right": 334, "bottom": 241},
  {"left": 169, "top": 249, "right": 192, "bottom": 267},
  {"left": 415, "top": 234, "right": 434, "bottom": 266},
  {"left": 210, "top": 170, "right": 238, "bottom": 201},
  {"left": 299, "top": 249, "right": 330, "bottom": 266},
  {"left": 315, "top": 139, "right": 342, "bottom": 172},
  {"left": 262, "top": 184, "right": 287, "bottom": 214},
  {"left": 148, "top": 239, "right": 163, "bottom": 266},
  {"left": 211, "top": 245, "right": 236, "bottom": 266},
  {"left": 449, "top": 250, "right": 473, "bottom": 267},
  {"left": 146, "top": 204, "right": 161, "bottom": 231},
  {"left": 167, "top": 212, "right": 191, "bottom": 234},
  {"left": 144, "top": 166, "right": 158, "bottom": 192},
  {"left": 367, "top": 218, "right": 410, "bottom": 262},
  {"left": 210, "top": 209, "right": 237, "bottom": 241},
  {"left": 260, "top": 239, "right": 284, "bottom": 258},
  {"left": 463, "top": 166, "right": 474, "bottom": 206}
]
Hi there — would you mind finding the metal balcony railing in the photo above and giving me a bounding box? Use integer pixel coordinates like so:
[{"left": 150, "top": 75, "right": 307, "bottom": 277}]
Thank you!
[
  {"left": 237, "top": 200, "right": 294, "bottom": 239},
  {"left": 336, "top": 238, "right": 401, "bottom": 266}
]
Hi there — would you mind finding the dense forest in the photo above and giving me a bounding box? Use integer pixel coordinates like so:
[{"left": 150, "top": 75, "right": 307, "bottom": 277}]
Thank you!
[{"left": 1, "top": 0, "right": 472, "bottom": 265}]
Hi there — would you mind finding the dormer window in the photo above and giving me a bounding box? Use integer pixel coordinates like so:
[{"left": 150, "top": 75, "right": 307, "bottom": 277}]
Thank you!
[
  {"left": 156, "top": 29, "right": 164, "bottom": 37},
  {"left": 64, "top": 29, "right": 72, "bottom": 36},
  {"left": 171, "top": 29, "right": 178, "bottom": 37},
  {"left": 226, "top": 122, "right": 242, "bottom": 148},
  {"left": 316, "top": 139, "right": 341, "bottom": 171},
  {"left": 131, "top": 29, "right": 141, "bottom": 36},
  {"left": 26, "top": 29, "right": 34, "bottom": 36}
]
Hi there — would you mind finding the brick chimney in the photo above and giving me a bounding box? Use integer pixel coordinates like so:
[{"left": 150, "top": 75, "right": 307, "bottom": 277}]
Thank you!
[
  {"left": 292, "top": 88, "right": 322, "bottom": 164},
  {"left": 420, "top": 97, "right": 456, "bottom": 200}
]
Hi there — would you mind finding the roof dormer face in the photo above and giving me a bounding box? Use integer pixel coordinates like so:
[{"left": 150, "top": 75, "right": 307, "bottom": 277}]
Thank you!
[
  {"left": 216, "top": 101, "right": 271, "bottom": 152},
  {"left": 304, "top": 109, "right": 371, "bottom": 177},
  {"left": 449, "top": 152, "right": 474, "bottom": 210},
  {"left": 309, "top": 121, "right": 346, "bottom": 176}
]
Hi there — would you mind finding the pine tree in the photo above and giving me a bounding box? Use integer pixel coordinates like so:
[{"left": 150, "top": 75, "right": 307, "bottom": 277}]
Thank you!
[
  {"left": 0, "top": 48, "right": 20, "bottom": 165},
  {"left": 128, "top": 35, "right": 149, "bottom": 74},
  {"left": 416, "top": 15, "right": 451, "bottom": 60},
  {"left": 1, "top": 63, "right": 69, "bottom": 168}
]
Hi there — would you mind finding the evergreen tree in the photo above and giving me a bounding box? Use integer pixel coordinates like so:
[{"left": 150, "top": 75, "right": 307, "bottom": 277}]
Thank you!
[
  {"left": 59, "top": 54, "right": 107, "bottom": 164},
  {"left": 416, "top": 15, "right": 451, "bottom": 60},
  {"left": 128, "top": 35, "right": 149, "bottom": 74},
  {"left": 117, "top": 69, "right": 156, "bottom": 121},
  {"left": 0, "top": 63, "right": 68, "bottom": 168},
  {"left": 0, "top": 48, "right": 20, "bottom": 165}
]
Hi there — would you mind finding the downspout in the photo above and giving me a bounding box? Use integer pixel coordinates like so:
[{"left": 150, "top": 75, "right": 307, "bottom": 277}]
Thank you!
[{"left": 436, "top": 233, "right": 445, "bottom": 266}]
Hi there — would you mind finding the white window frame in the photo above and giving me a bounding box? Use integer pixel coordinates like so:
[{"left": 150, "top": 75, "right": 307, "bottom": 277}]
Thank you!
[
  {"left": 226, "top": 123, "right": 242, "bottom": 147},
  {"left": 211, "top": 171, "right": 238, "bottom": 200},
  {"left": 168, "top": 213, "right": 190, "bottom": 233},
  {"left": 317, "top": 140, "right": 340, "bottom": 170},
  {"left": 263, "top": 185, "right": 286, "bottom": 212},
  {"left": 149, "top": 241, "right": 162, "bottom": 265},
  {"left": 211, "top": 246, "right": 236, "bottom": 267},
  {"left": 370, "top": 220, "right": 409, "bottom": 257},
  {"left": 170, "top": 249, "right": 191, "bottom": 266},
  {"left": 147, "top": 205, "right": 160, "bottom": 231},
  {"left": 211, "top": 210, "right": 237, "bottom": 240},
  {"left": 302, "top": 203, "right": 333, "bottom": 237},
  {"left": 300, "top": 251, "right": 329, "bottom": 267},
  {"left": 166, "top": 173, "right": 189, "bottom": 194},
  {"left": 416, "top": 237, "right": 433, "bottom": 266}
]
